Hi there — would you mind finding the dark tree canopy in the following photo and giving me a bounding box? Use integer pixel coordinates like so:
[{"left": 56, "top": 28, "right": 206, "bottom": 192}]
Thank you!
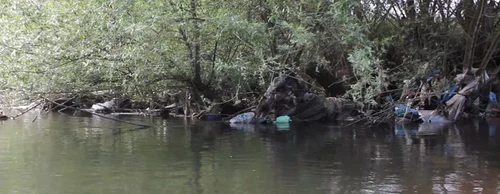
[{"left": 0, "top": 0, "right": 498, "bottom": 110}]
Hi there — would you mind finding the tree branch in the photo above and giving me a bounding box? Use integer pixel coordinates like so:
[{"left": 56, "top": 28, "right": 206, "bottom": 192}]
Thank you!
[
  {"left": 477, "top": 31, "right": 500, "bottom": 74},
  {"left": 207, "top": 41, "right": 218, "bottom": 85},
  {"left": 462, "top": 0, "right": 487, "bottom": 74}
]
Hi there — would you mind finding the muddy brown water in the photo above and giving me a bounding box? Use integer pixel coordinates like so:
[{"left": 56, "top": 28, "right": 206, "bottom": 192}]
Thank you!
[{"left": 0, "top": 112, "right": 499, "bottom": 194}]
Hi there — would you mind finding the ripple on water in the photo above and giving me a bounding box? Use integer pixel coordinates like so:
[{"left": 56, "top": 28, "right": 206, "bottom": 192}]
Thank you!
[
  {"left": 299, "top": 158, "right": 341, "bottom": 177},
  {"left": 2, "top": 115, "right": 500, "bottom": 194}
]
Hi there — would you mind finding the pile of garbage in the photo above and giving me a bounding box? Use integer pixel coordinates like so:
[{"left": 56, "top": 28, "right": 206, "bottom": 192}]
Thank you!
[
  {"left": 226, "top": 73, "right": 361, "bottom": 127},
  {"left": 391, "top": 67, "right": 500, "bottom": 123},
  {"left": 225, "top": 67, "right": 500, "bottom": 127}
]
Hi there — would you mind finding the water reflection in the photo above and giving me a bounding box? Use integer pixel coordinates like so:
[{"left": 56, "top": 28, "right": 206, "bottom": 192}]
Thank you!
[
  {"left": 0, "top": 114, "right": 500, "bottom": 193},
  {"left": 228, "top": 120, "right": 500, "bottom": 194}
]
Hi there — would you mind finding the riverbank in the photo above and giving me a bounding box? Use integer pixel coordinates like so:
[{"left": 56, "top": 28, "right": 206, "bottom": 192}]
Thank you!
[{"left": 3, "top": 72, "right": 500, "bottom": 127}]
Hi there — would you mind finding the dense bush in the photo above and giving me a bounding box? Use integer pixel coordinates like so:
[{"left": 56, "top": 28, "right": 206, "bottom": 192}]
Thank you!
[{"left": 0, "top": 0, "right": 499, "bottom": 108}]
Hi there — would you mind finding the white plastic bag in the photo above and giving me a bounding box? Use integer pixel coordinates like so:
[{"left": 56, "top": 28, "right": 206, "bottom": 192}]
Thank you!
[{"left": 229, "top": 112, "right": 255, "bottom": 124}]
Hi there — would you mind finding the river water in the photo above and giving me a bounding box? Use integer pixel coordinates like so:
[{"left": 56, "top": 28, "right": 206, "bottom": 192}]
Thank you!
[{"left": 0, "top": 112, "right": 500, "bottom": 194}]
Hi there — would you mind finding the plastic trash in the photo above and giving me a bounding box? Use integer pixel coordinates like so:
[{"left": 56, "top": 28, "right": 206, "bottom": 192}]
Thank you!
[
  {"left": 426, "top": 67, "right": 441, "bottom": 82},
  {"left": 489, "top": 92, "right": 497, "bottom": 105},
  {"left": 394, "top": 104, "right": 420, "bottom": 116},
  {"left": 440, "top": 85, "right": 457, "bottom": 104},
  {"left": 272, "top": 115, "right": 291, "bottom": 130},
  {"left": 386, "top": 94, "right": 394, "bottom": 103},
  {"left": 229, "top": 112, "right": 270, "bottom": 124},
  {"left": 206, "top": 113, "right": 216, "bottom": 121},
  {"left": 275, "top": 115, "right": 291, "bottom": 123},
  {"left": 229, "top": 112, "right": 255, "bottom": 124}
]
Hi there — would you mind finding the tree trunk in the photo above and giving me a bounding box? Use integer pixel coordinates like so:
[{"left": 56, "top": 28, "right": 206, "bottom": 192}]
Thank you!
[
  {"left": 405, "top": 0, "right": 416, "bottom": 20},
  {"left": 190, "top": 0, "right": 202, "bottom": 84}
]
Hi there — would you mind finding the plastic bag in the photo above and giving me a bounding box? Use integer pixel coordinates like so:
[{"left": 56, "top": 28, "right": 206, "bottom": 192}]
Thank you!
[{"left": 229, "top": 112, "right": 256, "bottom": 124}]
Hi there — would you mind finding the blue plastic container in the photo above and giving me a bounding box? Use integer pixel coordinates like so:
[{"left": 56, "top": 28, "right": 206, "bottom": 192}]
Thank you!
[{"left": 206, "top": 114, "right": 216, "bottom": 121}]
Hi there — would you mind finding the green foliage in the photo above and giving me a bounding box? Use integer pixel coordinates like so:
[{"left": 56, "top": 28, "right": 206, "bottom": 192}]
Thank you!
[{"left": 0, "top": 0, "right": 498, "bottom": 106}]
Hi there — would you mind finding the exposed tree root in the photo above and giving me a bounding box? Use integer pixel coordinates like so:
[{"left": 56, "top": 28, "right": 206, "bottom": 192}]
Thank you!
[
  {"left": 41, "top": 97, "right": 153, "bottom": 128},
  {"left": 10, "top": 101, "right": 42, "bottom": 120}
]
